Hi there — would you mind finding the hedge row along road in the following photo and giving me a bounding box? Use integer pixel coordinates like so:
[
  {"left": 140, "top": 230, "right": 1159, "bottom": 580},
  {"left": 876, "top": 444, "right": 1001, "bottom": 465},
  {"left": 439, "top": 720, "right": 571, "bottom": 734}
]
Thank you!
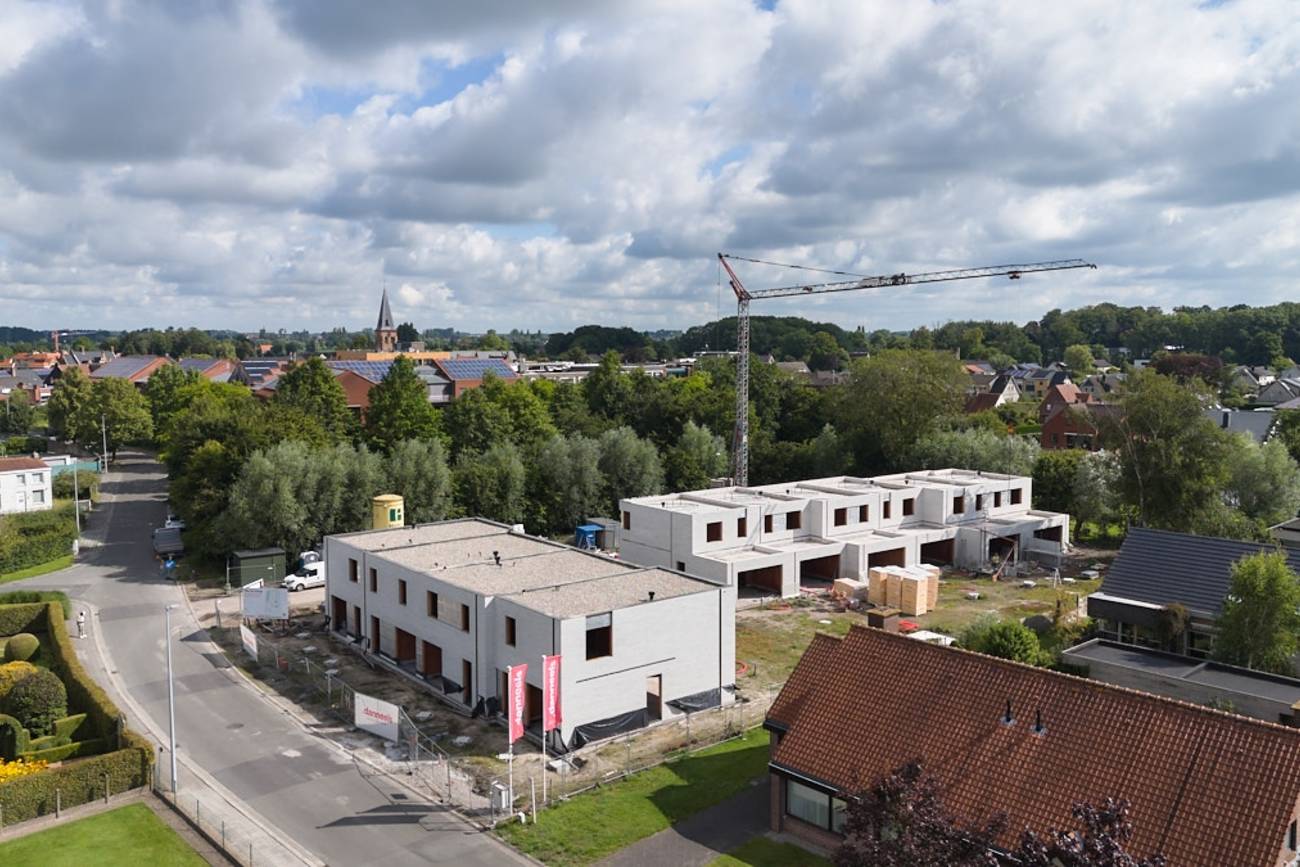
[{"left": 10, "top": 452, "right": 527, "bottom": 866}]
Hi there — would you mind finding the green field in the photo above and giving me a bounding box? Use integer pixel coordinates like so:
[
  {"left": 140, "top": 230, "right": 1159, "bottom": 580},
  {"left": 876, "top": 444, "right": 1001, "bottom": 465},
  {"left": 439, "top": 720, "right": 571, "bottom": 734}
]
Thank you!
[
  {"left": 496, "top": 727, "right": 770, "bottom": 866},
  {"left": 709, "top": 836, "right": 832, "bottom": 867},
  {"left": 0, "top": 803, "right": 204, "bottom": 867},
  {"left": 0, "top": 554, "right": 74, "bottom": 585}
]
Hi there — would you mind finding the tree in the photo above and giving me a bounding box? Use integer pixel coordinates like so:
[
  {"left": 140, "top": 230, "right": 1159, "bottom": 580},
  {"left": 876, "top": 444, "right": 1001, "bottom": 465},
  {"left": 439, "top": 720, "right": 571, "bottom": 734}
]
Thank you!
[
  {"left": 807, "top": 331, "right": 849, "bottom": 371},
  {"left": 274, "top": 357, "right": 355, "bottom": 443},
  {"left": 385, "top": 438, "right": 452, "bottom": 524},
  {"left": 364, "top": 356, "right": 440, "bottom": 449},
  {"left": 584, "top": 351, "right": 635, "bottom": 423},
  {"left": 144, "top": 362, "right": 200, "bottom": 434},
  {"left": 597, "top": 427, "right": 663, "bottom": 514},
  {"left": 1109, "top": 370, "right": 1231, "bottom": 531},
  {"left": 977, "top": 621, "right": 1043, "bottom": 664},
  {"left": 665, "top": 422, "right": 727, "bottom": 490},
  {"left": 1222, "top": 436, "right": 1300, "bottom": 529},
  {"left": 810, "top": 423, "right": 852, "bottom": 477},
  {"left": 1213, "top": 551, "right": 1300, "bottom": 675},
  {"left": 910, "top": 428, "right": 1040, "bottom": 476},
  {"left": 1033, "top": 450, "right": 1084, "bottom": 514},
  {"left": 454, "top": 442, "right": 527, "bottom": 524},
  {"left": 73, "top": 377, "right": 153, "bottom": 459},
  {"left": 834, "top": 760, "right": 1004, "bottom": 867},
  {"left": 1, "top": 390, "right": 34, "bottom": 435},
  {"left": 1013, "top": 798, "right": 1166, "bottom": 867},
  {"left": 1063, "top": 344, "right": 1095, "bottom": 376},
  {"left": 840, "top": 350, "right": 969, "bottom": 470},
  {"left": 1072, "top": 450, "right": 1123, "bottom": 528},
  {"left": 47, "top": 367, "right": 93, "bottom": 439},
  {"left": 528, "top": 435, "right": 605, "bottom": 534},
  {"left": 396, "top": 322, "right": 420, "bottom": 344},
  {"left": 478, "top": 329, "right": 510, "bottom": 351}
]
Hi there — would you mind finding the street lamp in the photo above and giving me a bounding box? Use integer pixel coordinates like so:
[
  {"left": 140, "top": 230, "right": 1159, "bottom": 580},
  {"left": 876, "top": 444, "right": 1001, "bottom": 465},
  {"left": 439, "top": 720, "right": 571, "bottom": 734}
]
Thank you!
[{"left": 164, "top": 603, "right": 178, "bottom": 793}]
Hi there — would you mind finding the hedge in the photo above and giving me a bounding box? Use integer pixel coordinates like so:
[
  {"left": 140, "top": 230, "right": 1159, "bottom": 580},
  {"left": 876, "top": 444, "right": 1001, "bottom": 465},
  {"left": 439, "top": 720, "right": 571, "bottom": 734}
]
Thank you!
[
  {"left": 0, "top": 507, "right": 78, "bottom": 575},
  {"left": 20, "top": 738, "right": 105, "bottom": 764},
  {"left": 0, "top": 592, "right": 70, "bottom": 621},
  {"left": 41, "top": 604, "right": 120, "bottom": 750},
  {"left": 0, "top": 605, "right": 47, "bottom": 639}
]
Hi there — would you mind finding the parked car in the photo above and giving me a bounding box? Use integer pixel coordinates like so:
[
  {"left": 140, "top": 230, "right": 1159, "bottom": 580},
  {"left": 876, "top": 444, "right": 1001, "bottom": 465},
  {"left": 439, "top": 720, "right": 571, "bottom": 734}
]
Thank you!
[
  {"left": 152, "top": 526, "right": 184, "bottom": 556},
  {"left": 164, "top": 513, "right": 186, "bottom": 530},
  {"left": 283, "top": 561, "right": 324, "bottom": 592}
]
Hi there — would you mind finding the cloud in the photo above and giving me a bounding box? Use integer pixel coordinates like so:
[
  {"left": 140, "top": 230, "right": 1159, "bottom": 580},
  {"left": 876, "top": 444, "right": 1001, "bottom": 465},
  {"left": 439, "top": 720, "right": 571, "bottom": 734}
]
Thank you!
[{"left": 1, "top": 0, "right": 1300, "bottom": 334}]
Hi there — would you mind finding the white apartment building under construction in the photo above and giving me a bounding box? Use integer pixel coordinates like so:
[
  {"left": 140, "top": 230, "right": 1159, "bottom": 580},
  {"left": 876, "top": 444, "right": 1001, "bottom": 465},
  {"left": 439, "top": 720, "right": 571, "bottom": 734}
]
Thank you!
[{"left": 618, "top": 469, "right": 1069, "bottom": 598}]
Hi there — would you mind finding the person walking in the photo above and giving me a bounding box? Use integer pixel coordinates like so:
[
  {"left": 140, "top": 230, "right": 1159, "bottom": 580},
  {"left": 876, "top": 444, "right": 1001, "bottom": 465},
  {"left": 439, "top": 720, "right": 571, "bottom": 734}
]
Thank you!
[{"left": 76, "top": 609, "right": 87, "bottom": 639}]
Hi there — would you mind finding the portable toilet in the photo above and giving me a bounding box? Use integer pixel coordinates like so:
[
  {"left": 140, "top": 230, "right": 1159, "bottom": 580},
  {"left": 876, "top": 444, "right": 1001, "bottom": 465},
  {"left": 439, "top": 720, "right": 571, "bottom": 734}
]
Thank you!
[
  {"left": 575, "top": 524, "right": 601, "bottom": 550},
  {"left": 372, "top": 494, "right": 404, "bottom": 529}
]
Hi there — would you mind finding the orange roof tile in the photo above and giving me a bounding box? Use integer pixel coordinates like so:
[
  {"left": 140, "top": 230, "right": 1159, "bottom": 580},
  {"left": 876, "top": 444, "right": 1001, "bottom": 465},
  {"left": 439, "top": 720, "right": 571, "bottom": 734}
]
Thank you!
[{"left": 768, "top": 625, "right": 1300, "bottom": 866}]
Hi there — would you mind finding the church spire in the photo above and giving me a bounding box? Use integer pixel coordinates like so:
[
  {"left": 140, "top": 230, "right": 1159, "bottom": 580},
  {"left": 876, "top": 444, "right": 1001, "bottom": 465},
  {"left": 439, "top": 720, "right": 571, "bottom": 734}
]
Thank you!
[
  {"left": 377, "top": 286, "right": 395, "bottom": 332},
  {"left": 375, "top": 286, "right": 398, "bottom": 352}
]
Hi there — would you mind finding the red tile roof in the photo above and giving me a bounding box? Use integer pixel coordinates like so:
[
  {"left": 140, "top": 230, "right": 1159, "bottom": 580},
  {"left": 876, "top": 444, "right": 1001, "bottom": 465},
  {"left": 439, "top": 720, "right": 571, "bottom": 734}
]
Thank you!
[
  {"left": 0, "top": 457, "right": 48, "bottom": 472},
  {"left": 964, "top": 392, "right": 1001, "bottom": 414},
  {"left": 768, "top": 625, "right": 1300, "bottom": 866}
]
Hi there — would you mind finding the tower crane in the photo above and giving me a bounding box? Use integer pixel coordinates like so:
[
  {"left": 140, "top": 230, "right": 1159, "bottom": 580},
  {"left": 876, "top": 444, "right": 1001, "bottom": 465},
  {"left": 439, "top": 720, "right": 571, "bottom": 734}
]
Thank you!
[{"left": 717, "top": 253, "right": 1098, "bottom": 486}]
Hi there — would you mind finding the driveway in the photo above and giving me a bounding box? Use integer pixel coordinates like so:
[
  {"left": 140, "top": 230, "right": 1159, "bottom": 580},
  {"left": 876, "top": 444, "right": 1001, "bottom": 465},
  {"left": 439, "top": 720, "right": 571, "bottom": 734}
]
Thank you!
[{"left": 13, "top": 452, "right": 527, "bottom": 866}]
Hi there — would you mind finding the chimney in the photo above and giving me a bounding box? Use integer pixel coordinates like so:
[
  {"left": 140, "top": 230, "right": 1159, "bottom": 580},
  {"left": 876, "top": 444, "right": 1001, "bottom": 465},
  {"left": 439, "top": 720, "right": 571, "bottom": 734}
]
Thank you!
[
  {"left": 1032, "top": 709, "right": 1046, "bottom": 736},
  {"left": 1002, "top": 699, "right": 1014, "bottom": 726},
  {"left": 493, "top": 551, "right": 501, "bottom": 566}
]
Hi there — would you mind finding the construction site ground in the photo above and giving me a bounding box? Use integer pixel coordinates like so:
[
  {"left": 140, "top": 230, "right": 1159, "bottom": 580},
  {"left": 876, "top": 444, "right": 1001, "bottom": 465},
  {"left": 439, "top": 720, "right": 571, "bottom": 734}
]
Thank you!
[
  {"left": 187, "top": 582, "right": 770, "bottom": 809},
  {"left": 735, "top": 546, "right": 1113, "bottom": 695}
]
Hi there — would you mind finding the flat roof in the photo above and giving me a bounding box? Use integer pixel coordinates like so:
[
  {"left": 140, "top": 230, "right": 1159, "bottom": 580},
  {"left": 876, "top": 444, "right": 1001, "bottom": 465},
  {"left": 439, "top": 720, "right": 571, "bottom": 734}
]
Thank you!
[
  {"left": 333, "top": 519, "right": 718, "bottom": 611},
  {"left": 1065, "top": 639, "right": 1300, "bottom": 704},
  {"left": 503, "top": 568, "right": 710, "bottom": 617}
]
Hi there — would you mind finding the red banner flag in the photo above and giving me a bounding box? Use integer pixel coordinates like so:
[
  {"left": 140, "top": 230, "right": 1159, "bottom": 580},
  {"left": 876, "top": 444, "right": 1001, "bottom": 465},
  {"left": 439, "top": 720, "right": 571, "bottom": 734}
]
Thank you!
[
  {"left": 508, "top": 663, "right": 528, "bottom": 743},
  {"left": 542, "top": 655, "right": 562, "bottom": 732}
]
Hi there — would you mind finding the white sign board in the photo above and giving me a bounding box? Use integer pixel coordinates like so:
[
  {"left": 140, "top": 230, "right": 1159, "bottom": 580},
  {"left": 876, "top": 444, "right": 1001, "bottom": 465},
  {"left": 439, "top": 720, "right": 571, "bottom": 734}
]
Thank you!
[
  {"left": 240, "top": 623, "right": 258, "bottom": 660},
  {"left": 354, "top": 691, "right": 400, "bottom": 742},
  {"left": 241, "top": 587, "right": 289, "bottom": 620}
]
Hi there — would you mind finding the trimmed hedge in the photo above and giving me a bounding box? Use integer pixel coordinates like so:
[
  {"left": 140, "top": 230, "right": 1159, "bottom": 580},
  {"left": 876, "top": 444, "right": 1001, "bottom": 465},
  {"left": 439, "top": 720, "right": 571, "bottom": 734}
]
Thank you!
[
  {"left": 20, "top": 738, "right": 105, "bottom": 764},
  {"left": 0, "top": 507, "right": 77, "bottom": 575},
  {"left": 0, "top": 713, "right": 27, "bottom": 758},
  {"left": 0, "top": 604, "right": 46, "bottom": 638},
  {"left": 3, "top": 633, "right": 39, "bottom": 662},
  {"left": 0, "top": 592, "right": 71, "bottom": 620},
  {"left": 2, "top": 670, "right": 68, "bottom": 737},
  {"left": 43, "top": 603, "right": 121, "bottom": 750}
]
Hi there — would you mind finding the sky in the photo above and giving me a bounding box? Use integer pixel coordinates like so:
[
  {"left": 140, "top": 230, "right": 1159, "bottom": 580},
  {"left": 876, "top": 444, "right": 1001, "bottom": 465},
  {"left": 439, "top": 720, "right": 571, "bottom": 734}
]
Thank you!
[{"left": 1, "top": 0, "right": 1299, "bottom": 336}]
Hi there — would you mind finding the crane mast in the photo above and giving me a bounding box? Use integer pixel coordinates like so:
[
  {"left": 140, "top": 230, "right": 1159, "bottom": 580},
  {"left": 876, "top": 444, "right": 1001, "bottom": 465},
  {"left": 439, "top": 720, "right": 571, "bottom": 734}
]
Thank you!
[{"left": 717, "top": 254, "right": 1097, "bottom": 486}]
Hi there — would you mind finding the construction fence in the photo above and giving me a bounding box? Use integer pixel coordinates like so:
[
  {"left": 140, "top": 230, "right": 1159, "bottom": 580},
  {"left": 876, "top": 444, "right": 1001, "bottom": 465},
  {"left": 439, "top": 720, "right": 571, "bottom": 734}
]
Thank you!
[{"left": 233, "top": 623, "right": 774, "bottom": 824}]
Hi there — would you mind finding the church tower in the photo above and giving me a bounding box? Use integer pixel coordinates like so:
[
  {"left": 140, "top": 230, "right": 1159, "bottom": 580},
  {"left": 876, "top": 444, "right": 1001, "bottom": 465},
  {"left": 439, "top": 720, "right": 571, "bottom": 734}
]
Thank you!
[{"left": 375, "top": 287, "right": 398, "bottom": 352}]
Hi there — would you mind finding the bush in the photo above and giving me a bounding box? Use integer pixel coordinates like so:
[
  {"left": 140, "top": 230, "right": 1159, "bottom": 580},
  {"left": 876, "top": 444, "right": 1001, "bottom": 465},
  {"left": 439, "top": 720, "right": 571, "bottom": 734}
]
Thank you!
[
  {"left": 52, "top": 470, "right": 98, "bottom": 501},
  {"left": 0, "top": 507, "right": 77, "bottom": 575},
  {"left": 0, "top": 661, "right": 39, "bottom": 701},
  {"left": 0, "top": 603, "right": 47, "bottom": 637},
  {"left": 0, "top": 713, "right": 28, "bottom": 759},
  {"left": 0, "top": 591, "right": 70, "bottom": 620},
  {"left": 2, "top": 669, "right": 67, "bottom": 737},
  {"left": 3, "top": 633, "right": 39, "bottom": 662},
  {"left": 981, "top": 622, "right": 1043, "bottom": 665}
]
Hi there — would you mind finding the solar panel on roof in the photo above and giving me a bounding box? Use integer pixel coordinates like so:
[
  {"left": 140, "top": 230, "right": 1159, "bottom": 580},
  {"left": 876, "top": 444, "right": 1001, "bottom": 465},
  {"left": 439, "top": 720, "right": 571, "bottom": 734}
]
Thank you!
[{"left": 440, "top": 358, "right": 515, "bottom": 380}]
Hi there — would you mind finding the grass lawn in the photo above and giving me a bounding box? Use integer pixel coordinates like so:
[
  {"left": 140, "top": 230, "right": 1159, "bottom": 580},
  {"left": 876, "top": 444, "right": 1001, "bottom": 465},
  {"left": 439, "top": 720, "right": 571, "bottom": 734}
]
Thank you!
[
  {"left": 709, "top": 837, "right": 832, "bottom": 867},
  {"left": 0, "top": 803, "right": 205, "bottom": 867},
  {"left": 0, "top": 554, "right": 74, "bottom": 586},
  {"left": 496, "top": 726, "right": 770, "bottom": 866}
]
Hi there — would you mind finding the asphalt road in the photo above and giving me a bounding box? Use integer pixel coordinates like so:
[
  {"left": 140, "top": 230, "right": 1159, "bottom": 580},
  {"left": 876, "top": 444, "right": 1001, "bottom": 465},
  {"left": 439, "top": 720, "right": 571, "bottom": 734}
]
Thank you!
[{"left": 15, "top": 453, "right": 526, "bottom": 866}]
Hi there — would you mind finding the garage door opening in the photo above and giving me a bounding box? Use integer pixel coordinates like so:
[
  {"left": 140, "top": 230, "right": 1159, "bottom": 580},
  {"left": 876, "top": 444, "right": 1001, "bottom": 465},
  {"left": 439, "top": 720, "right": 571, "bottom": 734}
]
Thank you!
[
  {"left": 920, "top": 539, "right": 955, "bottom": 566},
  {"left": 799, "top": 554, "right": 840, "bottom": 585},
  {"left": 395, "top": 627, "right": 417, "bottom": 663},
  {"left": 989, "top": 536, "right": 1018, "bottom": 564},
  {"left": 868, "top": 547, "right": 907, "bottom": 569},
  {"left": 738, "top": 565, "right": 783, "bottom": 594},
  {"left": 331, "top": 596, "right": 347, "bottom": 634}
]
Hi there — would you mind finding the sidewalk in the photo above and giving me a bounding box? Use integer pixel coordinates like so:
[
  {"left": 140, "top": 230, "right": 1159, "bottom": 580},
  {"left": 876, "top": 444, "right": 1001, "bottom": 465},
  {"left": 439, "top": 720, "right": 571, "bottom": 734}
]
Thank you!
[{"left": 596, "top": 778, "right": 770, "bottom": 867}]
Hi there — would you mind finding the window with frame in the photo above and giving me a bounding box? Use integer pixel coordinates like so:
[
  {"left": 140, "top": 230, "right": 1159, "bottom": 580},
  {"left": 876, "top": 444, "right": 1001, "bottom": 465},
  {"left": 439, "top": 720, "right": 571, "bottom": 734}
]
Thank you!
[
  {"left": 349, "top": 559, "right": 358, "bottom": 582},
  {"left": 1011, "top": 487, "right": 1023, "bottom": 505},
  {"left": 427, "top": 590, "right": 438, "bottom": 618},
  {"left": 787, "top": 511, "right": 802, "bottom": 530},
  {"left": 976, "top": 494, "right": 985, "bottom": 512},
  {"left": 398, "top": 579, "right": 407, "bottom": 605},
  {"left": 834, "top": 508, "right": 847, "bottom": 527},
  {"left": 737, "top": 516, "right": 747, "bottom": 537},
  {"left": 585, "top": 612, "right": 613, "bottom": 660},
  {"left": 786, "top": 779, "right": 831, "bottom": 829},
  {"left": 994, "top": 491, "right": 1003, "bottom": 508},
  {"left": 952, "top": 496, "right": 964, "bottom": 514},
  {"left": 32, "top": 490, "right": 45, "bottom": 504},
  {"left": 902, "top": 498, "right": 915, "bottom": 517},
  {"left": 460, "top": 603, "right": 470, "bottom": 632},
  {"left": 622, "top": 510, "right": 631, "bottom": 530},
  {"left": 706, "top": 521, "right": 723, "bottom": 542},
  {"left": 858, "top": 504, "right": 869, "bottom": 522},
  {"left": 883, "top": 500, "right": 892, "bottom": 520},
  {"left": 763, "top": 514, "right": 773, "bottom": 533},
  {"left": 369, "top": 568, "right": 377, "bottom": 592},
  {"left": 505, "top": 616, "right": 517, "bottom": 647}
]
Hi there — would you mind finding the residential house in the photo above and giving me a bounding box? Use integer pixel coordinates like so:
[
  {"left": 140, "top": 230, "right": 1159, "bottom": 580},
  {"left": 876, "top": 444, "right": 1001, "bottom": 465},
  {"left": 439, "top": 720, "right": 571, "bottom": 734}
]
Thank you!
[
  {"left": 1229, "top": 365, "right": 1276, "bottom": 394},
  {"left": 962, "top": 360, "right": 996, "bottom": 376},
  {"left": 618, "top": 469, "right": 1067, "bottom": 599},
  {"left": 1203, "top": 408, "right": 1277, "bottom": 443},
  {"left": 1022, "top": 365, "right": 1071, "bottom": 398},
  {"left": 1040, "top": 402, "right": 1116, "bottom": 450},
  {"left": 231, "top": 358, "right": 291, "bottom": 387},
  {"left": 765, "top": 624, "right": 1300, "bottom": 866},
  {"left": 1038, "top": 382, "right": 1090, "bottom": 423},
  {"left": 6, "top": 351, "right": 61, "bottom": 370},
  {"left": 325, "top": 518, "right": 734, "bottom": 750},
  {"left": 431, "top": 357, "right": 519, "bottom": 399},
  {"left": 0, "top": 369, "right": 54, "bottom": 405},
  {"left": 1078, "top": 371, "right": 1127, "bottom": 400},
  {"left": 178, "top": 358, "right": 236, "bottom": 383},
  {"left": 1256, "top": 377, "right": 1300, "bottom": 406},
  {"left": 964, "top": 375, "right": 1018, "bottom": 413},
  {"left": 967, "top": 371, "right": 997, "bottom": 395},
  {"left": 1063, "top": 639, "right": 1300, "bottom": 725},
  {"left": 807, "top": 370, "right": 850, "bottom": 388},
  {"left": 0, "top": 457, "right": 53, "bottom": 514},
  {"left": 775, "top": 360, "right": 811, "bottom": 381},
  {"left": 89, "top": 355, "right": 171, "bottom": 385},
  {"left": 1086, "top": 527, "right": 1300, "bottom": 658}
]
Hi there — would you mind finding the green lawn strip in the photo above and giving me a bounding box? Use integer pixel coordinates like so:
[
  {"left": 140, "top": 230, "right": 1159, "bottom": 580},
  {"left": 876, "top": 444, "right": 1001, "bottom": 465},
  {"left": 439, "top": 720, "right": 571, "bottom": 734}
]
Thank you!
[
  {"left": 0, "top": 554, "right": 75, "bottom": 586},
  {"left": 709, "top": 836, "right": 832, "bottom": 867},
  {"left": 496, "top": 726, "right": 770, "bottom": 866},
  {"left": 0, "top": 802, "right": 205, "bottom": 867}
]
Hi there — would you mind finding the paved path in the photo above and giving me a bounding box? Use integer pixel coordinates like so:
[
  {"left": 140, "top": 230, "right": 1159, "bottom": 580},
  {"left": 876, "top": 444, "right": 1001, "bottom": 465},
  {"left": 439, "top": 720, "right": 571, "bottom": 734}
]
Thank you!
[
  {"left": 597, "top": 778, "right": 770, "bottom": 867},
  {"left": 14, "top": 453, "right": 527, "bottom": 867}
]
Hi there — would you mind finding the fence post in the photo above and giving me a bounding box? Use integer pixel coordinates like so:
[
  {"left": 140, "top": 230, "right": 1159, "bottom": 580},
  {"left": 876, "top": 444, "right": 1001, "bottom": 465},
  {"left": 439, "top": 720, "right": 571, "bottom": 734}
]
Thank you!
[
  {"left": 104, "top": 772, "right": 110, "bottom": 803},
  {"left": 55, "top": 788, "right": 61, "bottom": 818},
  {"left": 196, "top": 798, "right": 201, "bottom": 827}
]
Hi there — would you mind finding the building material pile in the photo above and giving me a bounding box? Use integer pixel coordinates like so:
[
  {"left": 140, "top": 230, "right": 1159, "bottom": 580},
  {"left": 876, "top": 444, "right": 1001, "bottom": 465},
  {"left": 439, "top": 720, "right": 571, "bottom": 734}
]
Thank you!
[{"left": 867, "top": 564, "right": 941, "bottom": 615}]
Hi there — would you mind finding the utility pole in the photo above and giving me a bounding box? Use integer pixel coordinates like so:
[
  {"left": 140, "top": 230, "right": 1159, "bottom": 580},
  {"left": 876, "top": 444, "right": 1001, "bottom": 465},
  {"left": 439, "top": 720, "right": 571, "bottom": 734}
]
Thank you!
[
  {"left": 100, "top": 413, "right": 108, "bottom": 470},
  {"left": 164, "top": 604, "right": 179, "bottom": 793},
  {"left": 72, "top": 461, "right": 81, "bottom": 535}
]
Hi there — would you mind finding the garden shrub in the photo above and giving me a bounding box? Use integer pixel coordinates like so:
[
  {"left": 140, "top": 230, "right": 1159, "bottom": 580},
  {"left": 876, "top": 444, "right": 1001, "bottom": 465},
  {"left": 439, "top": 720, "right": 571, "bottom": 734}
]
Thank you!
[
  {"left": 0, "top": 713, "right": 29, "bottom": 760},
  {"left": 20, "top": 738, "right": 105, "bottom": 763},
  {"left": 2, "top": 669, "right": 67, "bottom": 737},
  {"left": 0, "top": 591, "right": 71, "bottom": 620},
  {"left": 4, "top": 633, "right": 39, "bottom": 662},
  {"left": 0, "top": 661, "right": 39, "bottom": 701},
  {"left": 0, "top": 603, "right": 47, "bottom": 637},
  {"left": 0, "top": 507, "right": 77, "bottom": 575}
]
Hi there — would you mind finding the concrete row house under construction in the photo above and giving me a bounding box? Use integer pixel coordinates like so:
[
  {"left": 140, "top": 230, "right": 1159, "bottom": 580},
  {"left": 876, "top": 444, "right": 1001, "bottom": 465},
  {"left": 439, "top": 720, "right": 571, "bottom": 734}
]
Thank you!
[{"left": 617, "top": 469, "right": 1069, "bottom": 598}]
